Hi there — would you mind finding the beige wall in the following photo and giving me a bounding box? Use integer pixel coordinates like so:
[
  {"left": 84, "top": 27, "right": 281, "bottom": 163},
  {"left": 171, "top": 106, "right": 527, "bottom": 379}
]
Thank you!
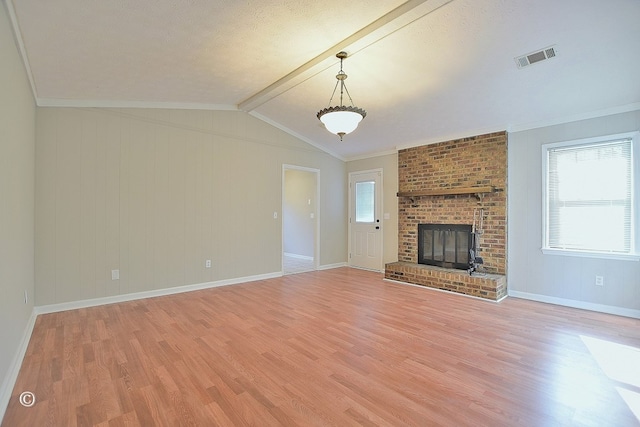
[
  {"left": 0, "top": 0, "right": 36, "bottom": 412},
  {"left": 35, "top": 107, "right": 347, "bottom": 305},
  {"left": 347, "top": 153, "right": 398, "bottom": 266}
]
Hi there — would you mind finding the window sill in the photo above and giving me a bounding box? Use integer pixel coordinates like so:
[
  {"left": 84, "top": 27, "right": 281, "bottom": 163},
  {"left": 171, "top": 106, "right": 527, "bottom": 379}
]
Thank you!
[{"left": 541, "top": 248, "right": 640, "bottom": 261}]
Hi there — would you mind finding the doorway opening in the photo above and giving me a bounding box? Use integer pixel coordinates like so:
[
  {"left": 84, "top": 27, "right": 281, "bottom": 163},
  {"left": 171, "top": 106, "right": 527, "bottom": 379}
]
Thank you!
[{"left": 282, "top": 165, "right": 320, "bottom": 275}]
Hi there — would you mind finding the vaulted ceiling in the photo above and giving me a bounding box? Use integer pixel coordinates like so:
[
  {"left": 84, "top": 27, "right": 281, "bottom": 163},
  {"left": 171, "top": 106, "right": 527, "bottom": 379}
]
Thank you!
[{"left": 6, "top": 0, "right": 640, "bottom": 159}]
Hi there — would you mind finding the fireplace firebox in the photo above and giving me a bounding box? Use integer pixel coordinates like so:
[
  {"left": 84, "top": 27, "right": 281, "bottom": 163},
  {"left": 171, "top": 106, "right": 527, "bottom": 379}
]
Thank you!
[{"left": 418, "top": 224, "right": 472, "bottom": 270}]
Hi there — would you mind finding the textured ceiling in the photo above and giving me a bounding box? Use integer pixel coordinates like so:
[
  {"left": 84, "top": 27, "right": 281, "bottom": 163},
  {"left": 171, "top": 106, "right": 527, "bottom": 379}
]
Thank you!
[{"left": 6, "top": 0, "right": 640, "bottom": 159}]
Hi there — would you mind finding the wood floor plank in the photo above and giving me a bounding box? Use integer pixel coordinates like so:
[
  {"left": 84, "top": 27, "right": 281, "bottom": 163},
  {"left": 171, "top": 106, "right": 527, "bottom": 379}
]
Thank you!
[{"left": 3, "top": 267, "right": 640, "bottom": 426}]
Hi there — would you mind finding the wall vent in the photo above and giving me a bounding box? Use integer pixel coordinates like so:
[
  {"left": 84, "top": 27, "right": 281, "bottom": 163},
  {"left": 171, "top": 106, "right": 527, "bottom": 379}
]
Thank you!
[{"left": 515, "top": 45, "right": 557, "bottom": 69}]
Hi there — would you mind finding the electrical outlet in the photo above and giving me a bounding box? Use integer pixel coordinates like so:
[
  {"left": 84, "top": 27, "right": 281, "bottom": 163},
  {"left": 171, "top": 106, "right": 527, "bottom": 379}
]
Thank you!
[
  {"left": 205, "top": 259, "right": 212, "bottom": 268},
  {"left": 595, "top": 275, "right": 604, "bottom": 286},
  {"left": 112, "top": 269, "right": 120, "bottom": 280}
]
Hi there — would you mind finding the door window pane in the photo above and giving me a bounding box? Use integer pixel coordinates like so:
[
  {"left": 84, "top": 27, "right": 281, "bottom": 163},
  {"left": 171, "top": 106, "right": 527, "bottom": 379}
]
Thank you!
[{"left": 355, "top": 181, "right": 375, "bottom": 223}]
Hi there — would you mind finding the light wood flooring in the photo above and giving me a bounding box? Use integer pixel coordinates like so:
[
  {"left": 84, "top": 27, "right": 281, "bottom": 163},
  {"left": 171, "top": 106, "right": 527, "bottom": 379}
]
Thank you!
[{"left": 3, "top": 267, "right": 640, "bottom": 426}]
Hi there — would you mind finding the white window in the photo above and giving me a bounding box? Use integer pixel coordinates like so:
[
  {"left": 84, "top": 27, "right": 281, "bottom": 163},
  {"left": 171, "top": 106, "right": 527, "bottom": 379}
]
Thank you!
[
  {"left": 542, "top": 132, "right": 639, "bottom": 260},
  {"left": 355, "top": 181, "right": 375, "bottom": 223}
]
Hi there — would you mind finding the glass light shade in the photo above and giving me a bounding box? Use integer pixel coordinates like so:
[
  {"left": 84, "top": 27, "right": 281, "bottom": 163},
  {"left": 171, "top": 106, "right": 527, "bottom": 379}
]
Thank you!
[{"left": 317, "top": 106, "right": 366, "bottom": 137}]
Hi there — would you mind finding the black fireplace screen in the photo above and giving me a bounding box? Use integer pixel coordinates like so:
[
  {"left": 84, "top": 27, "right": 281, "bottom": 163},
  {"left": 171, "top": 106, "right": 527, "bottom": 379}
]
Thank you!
[{"left": 418, "top": 224, "right": 472, "bottom": 270}]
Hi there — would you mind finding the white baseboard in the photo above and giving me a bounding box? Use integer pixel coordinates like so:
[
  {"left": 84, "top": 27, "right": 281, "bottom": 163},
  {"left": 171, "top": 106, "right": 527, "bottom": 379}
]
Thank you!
[
  {"left": 508, "top": 290, "right": 640, "bottom": 319},
  {"left": 35, "top": 271, "right": 282, "bottom": 315},
  {"left": 318, "top": 262, "right": 347, "bottom": 270},
  {"left": 283, "top": 253, "right": 314, "bottom": 261},
  {"left": 0, "top": 309, "right": 37, "bottom": 423}
]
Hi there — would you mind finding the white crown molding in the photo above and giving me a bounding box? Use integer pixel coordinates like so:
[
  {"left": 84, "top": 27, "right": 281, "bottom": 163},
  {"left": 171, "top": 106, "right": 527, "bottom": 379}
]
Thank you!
[
  {"left": 36, "top": 98, "right": 238, "bottom": 111},
  {"left": 394, "top": 103, "right": 640, "bottom": 153},
  {"left": 507, "top": 102, "right": 640, "bottom": 133},
  {"left": 395, "top": 126, "right": 508, "bottom": 152},
  {"left": 345, "top": 148, "right": 398, "bottom": 162},
  {"left": 248, "top": 111, "right": 346, "bottom": 162},
  {"left": 4, "top": 0, "right": 38, "bottom": 103}
]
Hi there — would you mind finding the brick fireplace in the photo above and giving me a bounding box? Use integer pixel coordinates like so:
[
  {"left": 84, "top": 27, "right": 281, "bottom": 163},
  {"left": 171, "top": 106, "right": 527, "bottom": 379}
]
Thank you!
[{"left": 385, "top": 131, "right": 508, "bottom": 301}]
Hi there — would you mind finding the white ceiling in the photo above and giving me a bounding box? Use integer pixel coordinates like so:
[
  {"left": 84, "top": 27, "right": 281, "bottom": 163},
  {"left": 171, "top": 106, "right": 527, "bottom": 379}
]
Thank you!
[{"left": 6, "top": 0, "right": 640, "bottom": 160}]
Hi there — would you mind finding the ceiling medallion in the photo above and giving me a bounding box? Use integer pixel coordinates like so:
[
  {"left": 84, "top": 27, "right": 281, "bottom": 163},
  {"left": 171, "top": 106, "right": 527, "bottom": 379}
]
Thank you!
[{"left": 316, "top": 51, "right": 366, "bottom": 141}]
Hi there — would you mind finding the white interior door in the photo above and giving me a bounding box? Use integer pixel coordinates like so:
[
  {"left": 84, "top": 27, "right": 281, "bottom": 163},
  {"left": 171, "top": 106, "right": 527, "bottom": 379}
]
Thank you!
[{"left": 349, "top": 170, "right": 383, "bottom": 271}]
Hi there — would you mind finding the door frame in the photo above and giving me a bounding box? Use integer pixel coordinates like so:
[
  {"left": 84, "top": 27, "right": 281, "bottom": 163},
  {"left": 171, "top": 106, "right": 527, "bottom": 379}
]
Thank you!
[
  {"left": 282, "top": 164, "right": 320, "bottom": 273},
  {"left": 348, "top": 168, "right": 384, "bottom": 271}
]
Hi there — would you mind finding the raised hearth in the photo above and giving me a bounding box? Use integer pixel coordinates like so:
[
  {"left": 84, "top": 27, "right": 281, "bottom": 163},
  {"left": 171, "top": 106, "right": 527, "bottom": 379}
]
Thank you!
[{"left": 385, "top": 262, "right": 507, "bottom": 301}]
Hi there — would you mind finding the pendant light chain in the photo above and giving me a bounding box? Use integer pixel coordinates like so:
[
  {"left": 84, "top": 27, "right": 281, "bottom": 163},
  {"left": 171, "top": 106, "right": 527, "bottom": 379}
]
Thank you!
[{"left": 326, "top": 79, "right": 340, "bottom": 108}]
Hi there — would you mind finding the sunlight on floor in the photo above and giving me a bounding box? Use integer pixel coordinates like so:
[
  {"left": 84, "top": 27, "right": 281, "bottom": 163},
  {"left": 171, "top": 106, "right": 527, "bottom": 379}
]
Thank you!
[{"left": 581, "top": 335, "right": 640, "bottom": 422}]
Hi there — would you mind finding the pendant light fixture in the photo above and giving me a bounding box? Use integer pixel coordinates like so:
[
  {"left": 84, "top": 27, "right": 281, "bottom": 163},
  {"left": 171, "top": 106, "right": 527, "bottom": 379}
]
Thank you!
[{"left": 316, "top": 51, "right": 366, "bottom": 141}]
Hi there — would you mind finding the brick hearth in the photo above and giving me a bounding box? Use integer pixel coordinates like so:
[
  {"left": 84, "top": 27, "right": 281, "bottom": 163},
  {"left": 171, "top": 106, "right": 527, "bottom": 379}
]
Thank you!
[{"left": 385, "top": 262, "right": 507, "bottom": 301}]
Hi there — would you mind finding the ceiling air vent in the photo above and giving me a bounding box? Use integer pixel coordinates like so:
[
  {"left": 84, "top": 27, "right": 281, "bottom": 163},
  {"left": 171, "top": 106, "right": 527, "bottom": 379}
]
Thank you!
[{"left": 515, "top": 45, "right": 557, "bottom": 69}]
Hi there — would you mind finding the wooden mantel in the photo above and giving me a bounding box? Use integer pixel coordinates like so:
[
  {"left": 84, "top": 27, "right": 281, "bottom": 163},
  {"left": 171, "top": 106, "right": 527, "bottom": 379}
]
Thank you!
[{"left": 397, "top": 185, "right": 495, "bottom": 200}]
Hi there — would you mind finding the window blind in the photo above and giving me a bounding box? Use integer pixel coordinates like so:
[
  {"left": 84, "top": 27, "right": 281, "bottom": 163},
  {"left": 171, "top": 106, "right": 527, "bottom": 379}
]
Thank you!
[{"left": 547, "top": 138, "right": 632, "bottom": 253}]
